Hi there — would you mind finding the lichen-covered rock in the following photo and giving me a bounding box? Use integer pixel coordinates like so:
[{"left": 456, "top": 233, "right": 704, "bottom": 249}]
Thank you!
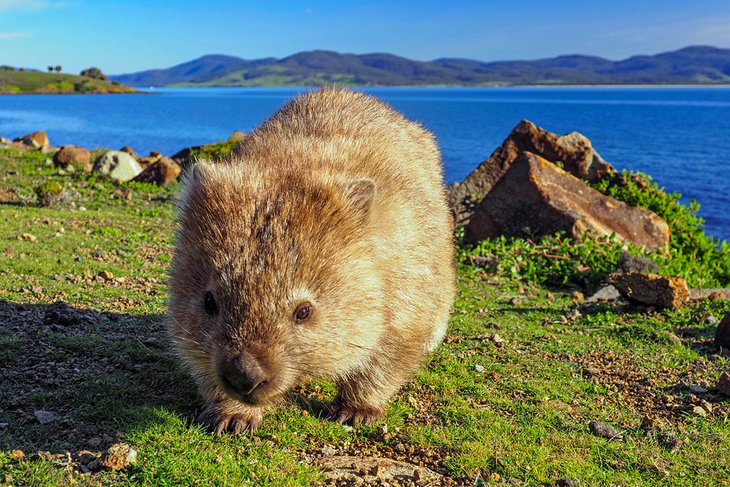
[
  {"left": 98, "top": 443, "right": 137, "bottom": 471},
  {"left": 461, "top": 152, "right": 670, "bottom": 250},
  {"left": 53, "top": 145, "right": 91, "bottom": 171},
  {"left": 610, "top": 272, "right": 689, "bottom": 309},
  {"left": 448, "top": 119, "right": 615, "bottom": 226},
  {"left": 93, "top": 150, "right": 142, "bottom": 182},
  {"left": 316, "top": 455, "right": 444, "bottom": 485},
  {"left": 132, "top": 156, "right": 181, "bottom": 186},
  {"left": 35, "top": 180, "right": 66, "bottom": 207}
]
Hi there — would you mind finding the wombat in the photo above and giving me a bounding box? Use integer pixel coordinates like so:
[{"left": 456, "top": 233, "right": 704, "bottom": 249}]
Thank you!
[{"left": 168, "top": 88, "right": 455, "bottom": 434}]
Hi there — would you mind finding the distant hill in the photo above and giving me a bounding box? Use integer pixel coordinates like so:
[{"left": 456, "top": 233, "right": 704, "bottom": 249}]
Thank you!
[
  {"left": 111, "top": 46, "right": 730, "bottom": 87},
  {"left": 0, "top": 67, "right": 138, "bottom": 94}
]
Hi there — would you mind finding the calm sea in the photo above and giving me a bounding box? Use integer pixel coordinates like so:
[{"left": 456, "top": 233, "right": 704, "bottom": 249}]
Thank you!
[{"left": 1, "top": 87, "right": 729, "bottom": 241}]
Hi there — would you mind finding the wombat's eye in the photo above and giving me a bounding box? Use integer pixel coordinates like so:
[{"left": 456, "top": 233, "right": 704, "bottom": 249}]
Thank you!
[
  {"left": 293, "top": 303, "right": 312, "bottom": 323},
  {"left": 203, "top": 292, "right": 218, "bottom": 315}
]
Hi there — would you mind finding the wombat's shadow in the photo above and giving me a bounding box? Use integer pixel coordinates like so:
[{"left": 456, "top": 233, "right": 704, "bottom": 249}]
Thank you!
[
  {"left": 0, "top": 299, "right": 198, "bottom": 454},
  {"left": 0, "top": 299, "right": 337, "bottom": 455}
]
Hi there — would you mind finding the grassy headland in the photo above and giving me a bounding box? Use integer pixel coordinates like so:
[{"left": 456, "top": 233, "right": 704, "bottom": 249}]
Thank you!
[
  {"left": 0, "top": 146, "right": 728, "bottom": 485},
  {"left": 0, "top": 68, "right": 139, "bottom": 94}
]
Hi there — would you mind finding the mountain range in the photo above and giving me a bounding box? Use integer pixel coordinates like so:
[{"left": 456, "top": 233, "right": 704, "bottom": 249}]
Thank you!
[{"left": 110, "top": 46, "right": 730, "bottom": 87}]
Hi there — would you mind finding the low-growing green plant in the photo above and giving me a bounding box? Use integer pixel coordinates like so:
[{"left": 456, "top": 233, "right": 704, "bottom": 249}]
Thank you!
[
  {"left": 191, "top": 139, "right": 239, "bottom": 161},
  {"left": 592, "top": 171, "right": 730, "bottom": 287},
  {"left": 465, "top": 232, "right": 625, "bottom": 288},
  {"left": 34, "top": 180, "right": 65, "bottom": 207}
]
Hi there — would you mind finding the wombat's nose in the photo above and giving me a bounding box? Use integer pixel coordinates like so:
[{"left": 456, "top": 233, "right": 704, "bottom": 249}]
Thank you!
[{"left": 220, "top": 356, "right": 269, "bottom": 397}]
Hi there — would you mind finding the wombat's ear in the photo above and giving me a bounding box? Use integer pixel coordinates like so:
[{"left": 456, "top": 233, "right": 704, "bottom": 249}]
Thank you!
[
  {"left": 342, "top": 179, "right": 376, "bottom": 216},
  {"left": 179, "top": 162, "right": 212, "bottom": 209},
  {"left": 187, "top": 161, "right": 211, "bottom": 188}
]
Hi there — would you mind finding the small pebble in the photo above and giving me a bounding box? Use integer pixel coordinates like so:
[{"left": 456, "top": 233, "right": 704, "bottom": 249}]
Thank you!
[
  {"left": 34, "top": 410, "right": 56, "bottom": 424},
  {"left": 588, "top": 421, "right": 622, "bottom": 440},
  {"left": 688, "top": 385, "right": 708, "bottom": 394},
  {"left": 98, "top": 270, "right": 114, "bottom": 281},
  {"left": 691, "top": 405, "right": 707, "bottom": 417},
  {"left": 320, "top": 445, "right": 336, "bottom": 456},
  {"left": 667, "top": 333, "right": 682, "bottom": 346},
  {"left": 474, "top": 364, "right": 485, "bottom": 373},
  {"left": 570, "top": 290, "right": 585, "bottom": 303},
  {"left": 490, "top": 333, "right": 504, "bottom": 347}
]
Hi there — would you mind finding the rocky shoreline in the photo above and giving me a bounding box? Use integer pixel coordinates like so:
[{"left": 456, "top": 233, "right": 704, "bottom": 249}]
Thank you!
[{"left": 1, "top": 121, "right": 673, "bottom": 252}]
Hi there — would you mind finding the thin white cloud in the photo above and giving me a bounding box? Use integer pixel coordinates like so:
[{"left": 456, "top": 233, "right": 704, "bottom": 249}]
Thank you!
[
  {"left": 0, "top": 0, "right": 75, "bottom": 11},
  {"left": 0, "top": 31, "right": 30, "bottom": 39}
]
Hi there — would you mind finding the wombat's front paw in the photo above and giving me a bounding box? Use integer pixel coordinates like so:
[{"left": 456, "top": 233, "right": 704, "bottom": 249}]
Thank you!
[
  {"left": 328, "top": 400, "right": 384, "bottom": 425},
  {"left": 199, "top": 401, "right": 263, "bottom": 436}
]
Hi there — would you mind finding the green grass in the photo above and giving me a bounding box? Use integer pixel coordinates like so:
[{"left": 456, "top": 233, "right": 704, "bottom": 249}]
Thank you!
[
  {"left": 0, "top": 147, "right": 728, "bottom": 485},
  {"left": 0, "top": 69, "right": 138, "bottom": 94}
]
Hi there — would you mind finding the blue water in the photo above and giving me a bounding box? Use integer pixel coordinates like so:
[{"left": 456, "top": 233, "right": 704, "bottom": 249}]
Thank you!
[{"left": 1, "top": 87, "right": 729, "bottom": 241}]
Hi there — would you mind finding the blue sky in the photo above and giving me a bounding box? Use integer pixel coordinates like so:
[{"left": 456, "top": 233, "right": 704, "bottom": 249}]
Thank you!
[{"left": 1, "top": 0, "right": 730, "bottom": 74}]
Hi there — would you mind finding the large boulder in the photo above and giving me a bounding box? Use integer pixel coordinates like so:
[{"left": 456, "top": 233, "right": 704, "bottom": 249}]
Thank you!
[
  {"left": 462, "top": 152, "right": 669, "bottom": 250},
  {"left": 53, "top": 145, "right": 91, "bottom": 171},
  {"left": 13, "top": 131, "right": 50, "bottom": 150},
  {"left": 449, "top": 120, "right": 615, "bottom": 226},
  {"left": 132, "top": 157, "right": 181, "bottom": 186},
  {"left": 92, "top": 151, "right": 142, "bottom": 183}
]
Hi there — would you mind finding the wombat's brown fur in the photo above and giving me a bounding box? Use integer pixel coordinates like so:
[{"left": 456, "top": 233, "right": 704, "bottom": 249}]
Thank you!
[{"left": 168, "top": 88, "right": 455, "bottom": 434}]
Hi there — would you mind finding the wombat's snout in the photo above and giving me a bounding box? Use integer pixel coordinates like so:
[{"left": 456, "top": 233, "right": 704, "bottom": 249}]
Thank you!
[{"left": 218, "top": 352, "right": 270, "bottom": 404}]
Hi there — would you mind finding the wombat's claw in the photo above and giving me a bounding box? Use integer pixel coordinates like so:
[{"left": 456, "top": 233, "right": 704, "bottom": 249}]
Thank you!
[
  {"left": 328, "top": 402, "right": 384, "bottom": 426},
  {"left": 200, "top": 405, "right": 263, "bottom": 436}
]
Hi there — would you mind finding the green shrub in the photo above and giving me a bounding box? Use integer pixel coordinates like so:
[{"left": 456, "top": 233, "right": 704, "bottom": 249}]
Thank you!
[
  {"left": 464, "top": 232, "right": 625, "bottom": 288},
  {"left": 191, "top": 139, "right": 239, "bottom": 162},
  {"left": 592, "top": 171, "right": 730, "bottom": 287}
]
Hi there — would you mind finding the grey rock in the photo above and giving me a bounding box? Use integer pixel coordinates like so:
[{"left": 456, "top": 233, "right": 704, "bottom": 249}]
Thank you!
[
  {"left": 320, "top": 444, "right": 337, "bottom": 456},
  {"left": 585, "top": 285, "right": 621, "bottom": 303},
  {"left": 34, "top": 410, "right": 57, "bottom": 424},
  {"left": 92, "top": 151, "right": 142, "bottom": 182},
  {"left": 617, "top": 251, "right": 660, "bottom": 274},
  {"left": 588, "top": 421, "right": 622, "bottom": 440}
]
